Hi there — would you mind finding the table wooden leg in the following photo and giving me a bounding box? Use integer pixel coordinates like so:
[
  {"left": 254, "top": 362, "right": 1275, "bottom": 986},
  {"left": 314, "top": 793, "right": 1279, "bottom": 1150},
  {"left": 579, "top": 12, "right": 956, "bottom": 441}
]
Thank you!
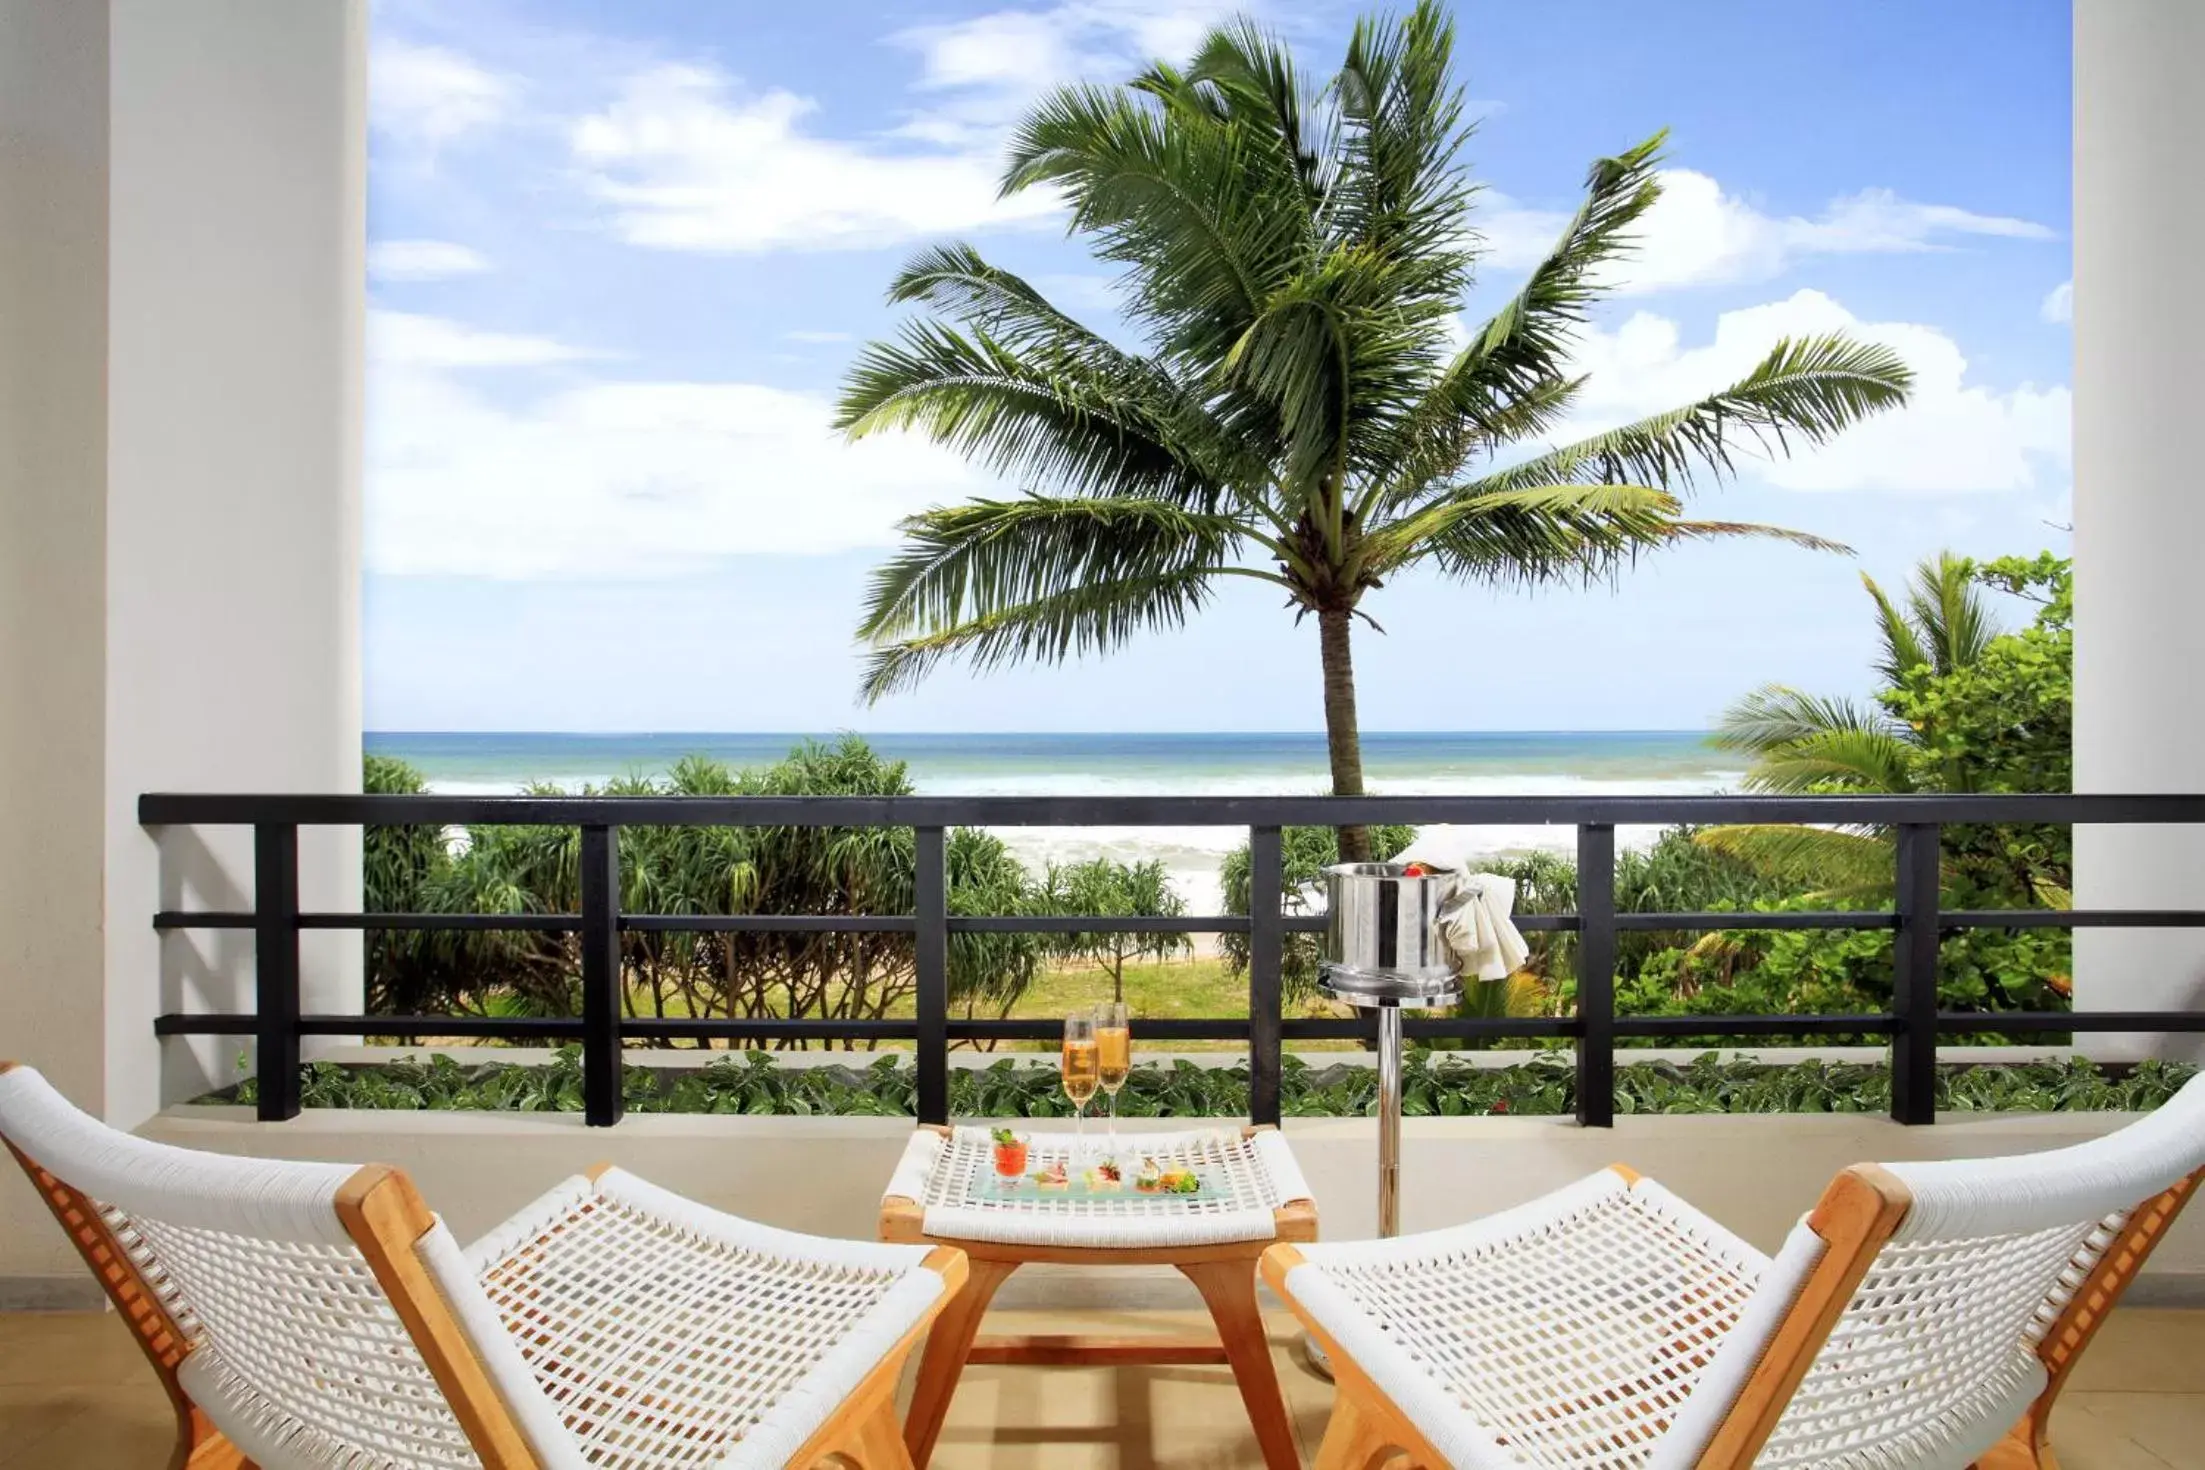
[
  {"left": 1181, "top": 1257, "right": 1302, "bottom": 1470},
  {"left": 902, "top": 1256, "right": 1017, "bottom": 1467}
]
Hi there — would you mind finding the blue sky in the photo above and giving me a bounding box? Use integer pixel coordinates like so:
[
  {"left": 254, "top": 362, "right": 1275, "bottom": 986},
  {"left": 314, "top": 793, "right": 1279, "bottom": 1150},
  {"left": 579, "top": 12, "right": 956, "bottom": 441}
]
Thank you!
[{"left": 363, "top": 0, "right": 2073, "bottom": 733}]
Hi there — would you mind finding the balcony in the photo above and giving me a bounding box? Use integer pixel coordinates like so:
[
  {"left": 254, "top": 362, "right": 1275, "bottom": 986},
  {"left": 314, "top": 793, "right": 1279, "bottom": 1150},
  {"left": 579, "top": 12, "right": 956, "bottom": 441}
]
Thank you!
[{"left": 8, "top": 0, "right": 2205, "bottom": 1465}]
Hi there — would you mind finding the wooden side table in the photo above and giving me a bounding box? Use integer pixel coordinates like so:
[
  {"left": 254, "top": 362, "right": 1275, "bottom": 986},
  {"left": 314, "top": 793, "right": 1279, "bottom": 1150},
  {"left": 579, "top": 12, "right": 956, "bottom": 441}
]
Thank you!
[{"left": 879, "top": 1123, "right": 1318, "bottom": 1470}]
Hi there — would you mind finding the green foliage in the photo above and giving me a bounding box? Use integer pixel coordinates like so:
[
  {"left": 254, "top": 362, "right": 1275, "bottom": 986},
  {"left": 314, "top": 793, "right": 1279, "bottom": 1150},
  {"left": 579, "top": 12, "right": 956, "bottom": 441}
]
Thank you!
[
  {"left": 1040, "top": 857, "right": 1190, "bottom": 1002},
  {"left": 361, "top": 755, "right": 459, "bottom": 1014},
  {"left": 359, "top": 738, "right": 1052, "bottom": 1039},
  {"left": 1697, "top": 551, "right": 2075, "bottom": 1014},
  {"left": 228, "top": 1049, "right": 2196, "bottom": 1120},
  {"left": 1218, "top": 825, "right": 1417, "bottom": 998}
]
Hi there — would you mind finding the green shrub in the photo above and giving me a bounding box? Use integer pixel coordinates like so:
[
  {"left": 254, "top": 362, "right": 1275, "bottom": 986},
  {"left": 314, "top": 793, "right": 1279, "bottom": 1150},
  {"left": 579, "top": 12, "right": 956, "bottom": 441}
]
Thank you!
[{"left": 222, "top": 1050, "right": 2195, "bottom": 1119}]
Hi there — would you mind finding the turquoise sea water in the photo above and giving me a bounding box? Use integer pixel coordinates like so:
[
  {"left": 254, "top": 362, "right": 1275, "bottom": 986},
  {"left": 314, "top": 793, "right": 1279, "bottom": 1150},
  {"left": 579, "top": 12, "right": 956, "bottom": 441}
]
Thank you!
[
  {"left": 366, "top": 731, "right": 1739, "bottom": 909},
  {"left": 366, "top": 729, "right": 1731, "bottom": 795}
]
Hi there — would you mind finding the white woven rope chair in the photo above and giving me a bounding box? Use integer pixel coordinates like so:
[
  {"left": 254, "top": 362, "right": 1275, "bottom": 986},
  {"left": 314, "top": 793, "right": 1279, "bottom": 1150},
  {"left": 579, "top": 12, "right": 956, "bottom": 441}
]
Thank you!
[
  {"left": 0, "top": 1063, "right": 966, "bottom": 1470},
  {"left": 1266, "top": 1073, "right": 2205, "bottom": 1470}
]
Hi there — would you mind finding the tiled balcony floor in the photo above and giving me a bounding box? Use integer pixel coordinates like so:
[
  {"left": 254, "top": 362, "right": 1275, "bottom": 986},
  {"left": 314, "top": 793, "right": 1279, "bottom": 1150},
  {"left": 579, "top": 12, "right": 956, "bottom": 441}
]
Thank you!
[{"left": 3, "top": 1305, "right": 2201, "bottom": 1467}]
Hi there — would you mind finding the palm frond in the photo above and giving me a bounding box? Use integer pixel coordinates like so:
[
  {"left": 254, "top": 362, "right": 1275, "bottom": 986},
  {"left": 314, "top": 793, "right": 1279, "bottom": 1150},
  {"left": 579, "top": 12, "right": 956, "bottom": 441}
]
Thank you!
[
  {"left": 1359, "top": 481, "right": 1679, "bottom": 583},
  {"left": 857, "top": 497, "right": 1255, "bottom": 700},
  {"left": 1362, "top": 133, "right": 1664, "bottom": 513},
  {"left": 1458, "top": 332, "right": 1915, "bottom": 497},
  {"left": 1908, "top": 551, "right": 1998, "bottom": 676},
  {"left": 1693, "top": 825, "right": 1895, "bottom": 901},
  {"left": 1862, "top": 571, "right": 1932, "bottom": 687},
  {"left": 1712, "top": 684, "right": 1903, "bottom": 757},
  {"left": 836, "top": 319, "right": 1224, "bottom": 505},
  {"left": 1329, "top": 1, "right": 1471, "bottom": 268},
  {"left": 861, "top": 567, "right": 1221, "bottom": 702}
]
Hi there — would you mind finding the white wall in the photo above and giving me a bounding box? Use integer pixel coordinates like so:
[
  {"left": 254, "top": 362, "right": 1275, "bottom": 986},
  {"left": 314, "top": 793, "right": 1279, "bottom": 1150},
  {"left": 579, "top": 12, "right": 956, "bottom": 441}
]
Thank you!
[
  {"left": 0, "top": 0, "right": 114, "bottom": 1295},
  {"left": 0, "top": 0, "right": 366, "bottom": 1299},
  {"left": 107, "top": 0, "right": 368, "bottom": 1116},
  {"left": 2072, "top": 0, "right": 2205, "bottom": 1056}
]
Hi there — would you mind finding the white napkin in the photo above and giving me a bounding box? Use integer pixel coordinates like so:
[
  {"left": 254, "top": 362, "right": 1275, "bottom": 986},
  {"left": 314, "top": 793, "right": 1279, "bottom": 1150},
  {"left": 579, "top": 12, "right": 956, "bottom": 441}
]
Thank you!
[{"left": 1434, "top": 871, "right": 1531, "bottom": 982}]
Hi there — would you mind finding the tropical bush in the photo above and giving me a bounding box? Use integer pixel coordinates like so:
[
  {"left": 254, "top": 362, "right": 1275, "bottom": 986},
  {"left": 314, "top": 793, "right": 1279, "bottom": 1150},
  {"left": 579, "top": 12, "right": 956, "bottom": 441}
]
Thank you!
[
  {"left": 360, "top": 738, "right": 1051, "bottom": 1042},
  {"left": 223, "top": 1049, "right": 2195, "bottom": 1120},
  {"left": 1041, "top": 857, "right": 1190, "bottom": 1002}
]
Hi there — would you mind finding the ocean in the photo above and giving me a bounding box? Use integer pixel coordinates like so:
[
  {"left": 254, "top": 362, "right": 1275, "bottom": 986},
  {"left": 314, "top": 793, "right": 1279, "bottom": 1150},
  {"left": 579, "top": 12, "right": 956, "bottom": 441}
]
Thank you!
[{"left": 365, "top": 730, "right": 1741, "bottom": 911}]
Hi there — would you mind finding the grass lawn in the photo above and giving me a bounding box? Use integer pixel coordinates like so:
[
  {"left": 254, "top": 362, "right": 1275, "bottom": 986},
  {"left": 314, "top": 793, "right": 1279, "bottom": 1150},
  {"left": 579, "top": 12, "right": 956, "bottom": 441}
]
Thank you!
[{"left": 982, "top": 954, "right": 1362, "bottom": 1052}]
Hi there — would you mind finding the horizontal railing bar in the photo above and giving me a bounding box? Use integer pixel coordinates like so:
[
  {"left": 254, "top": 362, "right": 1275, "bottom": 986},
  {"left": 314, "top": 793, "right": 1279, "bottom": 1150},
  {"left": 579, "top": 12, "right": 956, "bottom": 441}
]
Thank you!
[
  {"left": 312, "top": 913, "right": 583, "bottom": 933},
  {"left": 154, "top": 911, "right": 255, "bottom": 930},
  {"left": 1613, "top": 1014, "right": 1898, "bottom": 1036},
  {"left": 1936, "top": 1011, "right": 2205, "bottom": 1033},
  {"left": 154, "top": 907, "right": 2205, "bottom": 937},
  {"left": 151, "top": 1009, "right": 2205, "bottom": 1043},
  {"left": 625, "top": 1019, "right": 918, "bottom": 1040},
  {"left": 621, "top": 915, "right": 916, "bottom": 934},
  {"left": 1615, "top": 912, "right": 1896, "bottom": 933},
  {"left": 948, "top": 915, "right": 1250, "bottom": 934},
  {"left": 154, "top": 1014, "right": 589, "bottom": 1038},
  {"left": 1943, "top": 909, "right": 2205, "bottom": 929},
  {"left": 952, "top": 1019, "right": 1258, "bottom": 1041},
  {"left": 136, "top": 791, "right": 2205, "bottom": 828}
]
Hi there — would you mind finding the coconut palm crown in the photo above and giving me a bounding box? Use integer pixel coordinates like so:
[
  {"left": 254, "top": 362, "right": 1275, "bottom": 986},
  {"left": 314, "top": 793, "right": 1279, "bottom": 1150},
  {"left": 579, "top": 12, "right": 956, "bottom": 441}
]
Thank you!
[{"left": 836, "top": 3, "right": 1913, "bottom": 859}]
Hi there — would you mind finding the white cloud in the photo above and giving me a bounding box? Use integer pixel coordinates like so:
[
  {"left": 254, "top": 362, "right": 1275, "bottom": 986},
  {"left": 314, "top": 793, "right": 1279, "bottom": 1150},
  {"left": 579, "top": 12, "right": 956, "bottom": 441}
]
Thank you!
[
  {"left": 570, "top": 64, "right": 1061, "bottom": 252},
  {"left": 372, "top": 40, "right": 514, "bottom": 148},
  {"left": 2042, "top": 279, "right": 2074, "bottom": 324},
  {"left": 371, "top": 311, "right": 603, "bottom": 370},
  {"left": 369, "top": 239, "right": 492, "bottom": 282},
  {"left": 784, "top": 330, "right": 854, "bottom": 344},
  {"left": 367, "top": 313, "right": 989, "bottom": 578},
  {"left": 1481, "top": 169, "right": 2054, "bottom": 294},
  {"left": 1554, "top": 289, "right": 2069, "bottom": 495}
]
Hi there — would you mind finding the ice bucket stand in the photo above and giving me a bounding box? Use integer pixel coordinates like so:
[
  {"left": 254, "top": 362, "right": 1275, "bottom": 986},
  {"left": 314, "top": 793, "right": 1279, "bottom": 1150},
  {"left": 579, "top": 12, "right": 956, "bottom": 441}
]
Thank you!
[{"left": 1303, "top": 864, "right": 1464, "bottom": 1376}]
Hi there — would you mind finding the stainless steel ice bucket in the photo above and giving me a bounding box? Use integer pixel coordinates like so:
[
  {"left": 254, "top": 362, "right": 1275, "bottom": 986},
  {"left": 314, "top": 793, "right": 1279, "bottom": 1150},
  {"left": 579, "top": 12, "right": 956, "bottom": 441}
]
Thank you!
[{"left": 1320, "top": 861, "right": 1462, "bottom": 1006}]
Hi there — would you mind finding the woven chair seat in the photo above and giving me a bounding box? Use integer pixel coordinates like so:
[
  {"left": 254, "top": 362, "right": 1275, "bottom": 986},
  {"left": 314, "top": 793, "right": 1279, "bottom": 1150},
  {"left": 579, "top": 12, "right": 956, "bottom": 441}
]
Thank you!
[
  {"left": 0, "top": 1064, "right": 962, "bottom": 1470},
  {"left": 1280, "top": 1170, "right": 1782, "bottom": 1470},
  {"left": 884, "top": 1126, "right": 1313, "bottom": 1249},
  {"left": 462, "top": 1169, "right": 945, "bottom": 1467},
  {"left": 1274, "top": 1076, "right": 2205, "bottom": 1470}
]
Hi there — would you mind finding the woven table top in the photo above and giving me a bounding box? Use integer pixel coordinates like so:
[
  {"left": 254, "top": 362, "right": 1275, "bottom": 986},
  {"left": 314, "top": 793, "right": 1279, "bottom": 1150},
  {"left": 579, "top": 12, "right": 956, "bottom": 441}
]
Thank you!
[{"left": 882, "top": 1126, "right": 1314, "bottom": 1250}]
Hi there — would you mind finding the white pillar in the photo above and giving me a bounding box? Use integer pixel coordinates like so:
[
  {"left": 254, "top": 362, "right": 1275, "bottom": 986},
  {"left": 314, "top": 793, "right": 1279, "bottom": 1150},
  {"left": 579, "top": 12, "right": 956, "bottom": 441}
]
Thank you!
[
  {"left": 0, "top": 0, "right": 365, "bottom": 1303},
  {"left": 2072, "top": 0, "right": 2205, "bottom": 1056}
]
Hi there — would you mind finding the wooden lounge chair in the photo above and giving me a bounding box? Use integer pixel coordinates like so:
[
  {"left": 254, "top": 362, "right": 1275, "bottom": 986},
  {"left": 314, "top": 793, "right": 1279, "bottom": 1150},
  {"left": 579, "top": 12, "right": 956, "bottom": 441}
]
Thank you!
[
  {"left": 1266, "top": 1073, "right": 2205, "bottom": 1469},
  {"left": 0, "top": 1062, "right": 965, "bottom": 1469}
]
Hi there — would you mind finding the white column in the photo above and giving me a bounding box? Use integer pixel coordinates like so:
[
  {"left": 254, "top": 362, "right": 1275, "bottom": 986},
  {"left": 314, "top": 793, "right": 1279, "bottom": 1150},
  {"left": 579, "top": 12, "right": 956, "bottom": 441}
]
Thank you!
[
  {"left": 0, "top": 0, "right": 116, "bottom": 1301},
  {"left": 0, "top": 0, "right": 366, "bottom": 1302},
  {"left": 2072, "top": 0, "right": 2205, "bottom": 1056}
]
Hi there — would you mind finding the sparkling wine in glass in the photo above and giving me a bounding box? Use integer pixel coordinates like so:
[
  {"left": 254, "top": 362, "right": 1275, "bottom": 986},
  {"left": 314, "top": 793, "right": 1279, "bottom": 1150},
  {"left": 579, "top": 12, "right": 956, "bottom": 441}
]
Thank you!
[
  {"left": 1061, "top": 1014, "right": 1100, "bottom": 1162},
  {"left": 1095, "top": 1001, "right": 1131, "bottom": 1161}
]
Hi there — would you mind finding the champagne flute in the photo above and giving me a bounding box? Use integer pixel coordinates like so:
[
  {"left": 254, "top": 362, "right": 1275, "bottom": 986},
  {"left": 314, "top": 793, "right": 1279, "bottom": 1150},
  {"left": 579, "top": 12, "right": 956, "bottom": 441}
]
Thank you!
[
  {"left": 1095, "top": 1000, "right": 1131, "bottom": 1161},
  {"left": 1061, "top": 1014, "right": 1100, "bottom": 1164}
]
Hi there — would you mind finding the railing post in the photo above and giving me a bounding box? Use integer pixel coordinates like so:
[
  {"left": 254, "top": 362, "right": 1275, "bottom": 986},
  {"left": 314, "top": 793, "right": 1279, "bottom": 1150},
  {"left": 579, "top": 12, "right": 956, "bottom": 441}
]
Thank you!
[
  {"left": 580, "top": 824, "right": 624, "bottom": 1127},
  {"left": 254, "top": 823, "right": 302, "bottom": 1122},
  {"left": 1247, "top": 826, "right": 1284, "bottom": 1127},
  {"left": 1575, "top": 823, "right": 1616, "bottom": 1128},
  {"left": 915, "top": 825, "right": 949, "bottom": 1125},
  {"left": 1891, "top": 822, "right": 1942, "bottom": 1126}
]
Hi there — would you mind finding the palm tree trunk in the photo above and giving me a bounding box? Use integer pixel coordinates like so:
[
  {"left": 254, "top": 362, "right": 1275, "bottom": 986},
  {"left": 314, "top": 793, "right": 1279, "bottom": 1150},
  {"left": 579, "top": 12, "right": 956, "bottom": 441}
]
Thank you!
[{"left": 1318, "top": 606, "right": 1371, "bottom": 862}]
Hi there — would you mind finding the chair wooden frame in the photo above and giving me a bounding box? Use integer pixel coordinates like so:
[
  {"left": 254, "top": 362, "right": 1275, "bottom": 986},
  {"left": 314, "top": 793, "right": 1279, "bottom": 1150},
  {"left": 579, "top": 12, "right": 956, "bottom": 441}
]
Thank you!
[
  {"left": 2, "top": 1066, "right": 965, "bottom": 1470},
  {"left": 880, "top": 1123, "right": 1316, "bottom": 1470},
  {"left": 1263, "top": 1158, "right": 2205, "bottom": 1470}
]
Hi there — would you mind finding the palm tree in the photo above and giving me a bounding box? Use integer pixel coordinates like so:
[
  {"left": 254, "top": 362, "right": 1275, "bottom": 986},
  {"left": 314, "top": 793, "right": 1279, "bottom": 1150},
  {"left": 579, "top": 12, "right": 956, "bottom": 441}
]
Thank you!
[
  {"left": 1701, "top": 553, "right": 1998, "bottom": 895},
  {"left": 836, "top": 3, "right": 1912, "bottom": 860}
]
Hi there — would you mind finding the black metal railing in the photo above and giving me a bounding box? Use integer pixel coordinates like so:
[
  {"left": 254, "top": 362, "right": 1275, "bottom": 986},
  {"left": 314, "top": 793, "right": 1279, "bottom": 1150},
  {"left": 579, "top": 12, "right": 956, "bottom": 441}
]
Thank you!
[{"left": 140, "top": 792, "right": 2205, "bottom": 1129}]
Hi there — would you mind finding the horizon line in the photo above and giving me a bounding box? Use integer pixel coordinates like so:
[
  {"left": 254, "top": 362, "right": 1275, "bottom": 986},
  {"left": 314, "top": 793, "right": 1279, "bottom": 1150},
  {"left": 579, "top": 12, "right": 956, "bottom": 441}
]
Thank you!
[{"left": 364, "top": 727, "right": 1719, "bottom": 738}]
